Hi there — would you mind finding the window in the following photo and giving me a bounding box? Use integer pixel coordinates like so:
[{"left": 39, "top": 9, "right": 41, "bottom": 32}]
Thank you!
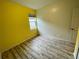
[{"left": 29, "top": 17, "right": 37, "bottom": 30}]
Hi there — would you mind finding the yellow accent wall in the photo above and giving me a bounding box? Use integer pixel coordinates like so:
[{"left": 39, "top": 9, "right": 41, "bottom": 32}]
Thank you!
[
  {"left": 0, "top": 1, "right": 3, "bottom": 52},
  {"left": 0, "top": 1, "right": 38, "bottom": 52},
  {"left": 0, "top": 3, "right": 1, "bottom": 52}
]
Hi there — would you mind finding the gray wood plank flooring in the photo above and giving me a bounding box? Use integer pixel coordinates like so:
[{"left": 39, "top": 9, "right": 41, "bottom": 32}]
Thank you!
[{"left": 2, "top": 36, "right": 75, "bottom": 59}]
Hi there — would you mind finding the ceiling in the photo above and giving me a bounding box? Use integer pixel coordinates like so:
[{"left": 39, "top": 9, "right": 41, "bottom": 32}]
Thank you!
[{"left": 12, "top": 0, "right": 55, "bottom": 9}]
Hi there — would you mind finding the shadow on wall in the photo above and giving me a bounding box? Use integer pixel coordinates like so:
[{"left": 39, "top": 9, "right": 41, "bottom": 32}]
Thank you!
[{"left": 37, "top": 18, "right": 69, "bottom": 40}]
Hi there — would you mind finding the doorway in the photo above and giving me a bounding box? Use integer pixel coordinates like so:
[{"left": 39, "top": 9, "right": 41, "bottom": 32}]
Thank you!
[{"left": 70, "top": 8, "right": 79, "bottom": 43}]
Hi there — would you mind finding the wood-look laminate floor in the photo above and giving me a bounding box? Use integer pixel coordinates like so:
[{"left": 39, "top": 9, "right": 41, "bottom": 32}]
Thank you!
[{"left": 2, "top": 36, "right": 75, "bottom": 59}]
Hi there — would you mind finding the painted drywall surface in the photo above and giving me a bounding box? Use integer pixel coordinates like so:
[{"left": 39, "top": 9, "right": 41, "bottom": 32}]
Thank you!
[
  {"left": 1, "top": 1, "right": 37, "bottom": 52},
  {"left": 37, "top": 0, "right": 79, "bottom": 41},
  {"left": 0, "top": 1, "right": 3, "bottom": 53},
  {"left": 0, "top": 10, "right": 2, "bottom": 52},
  {"left": 0, "top": 2, "right": 1, "bottom": 52},
  {"left": 74, "top": 29, "right": 79, "bottom": 59},
  {"left": 0, "top": 53, "right": 1, "bottom": 59},
  {"left": 0, "top": 3, "right": 1, "bottom": 53}
]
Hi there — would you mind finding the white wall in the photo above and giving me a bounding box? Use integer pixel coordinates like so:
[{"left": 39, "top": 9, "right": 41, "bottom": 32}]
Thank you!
[{"left": 37, "top": 0, "right": 79, "bottom": 42}]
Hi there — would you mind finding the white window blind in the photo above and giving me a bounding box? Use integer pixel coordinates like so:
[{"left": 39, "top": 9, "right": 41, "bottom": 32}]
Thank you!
[{"left": 29, "top": 17, "right": 37, "bottom": 30}]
